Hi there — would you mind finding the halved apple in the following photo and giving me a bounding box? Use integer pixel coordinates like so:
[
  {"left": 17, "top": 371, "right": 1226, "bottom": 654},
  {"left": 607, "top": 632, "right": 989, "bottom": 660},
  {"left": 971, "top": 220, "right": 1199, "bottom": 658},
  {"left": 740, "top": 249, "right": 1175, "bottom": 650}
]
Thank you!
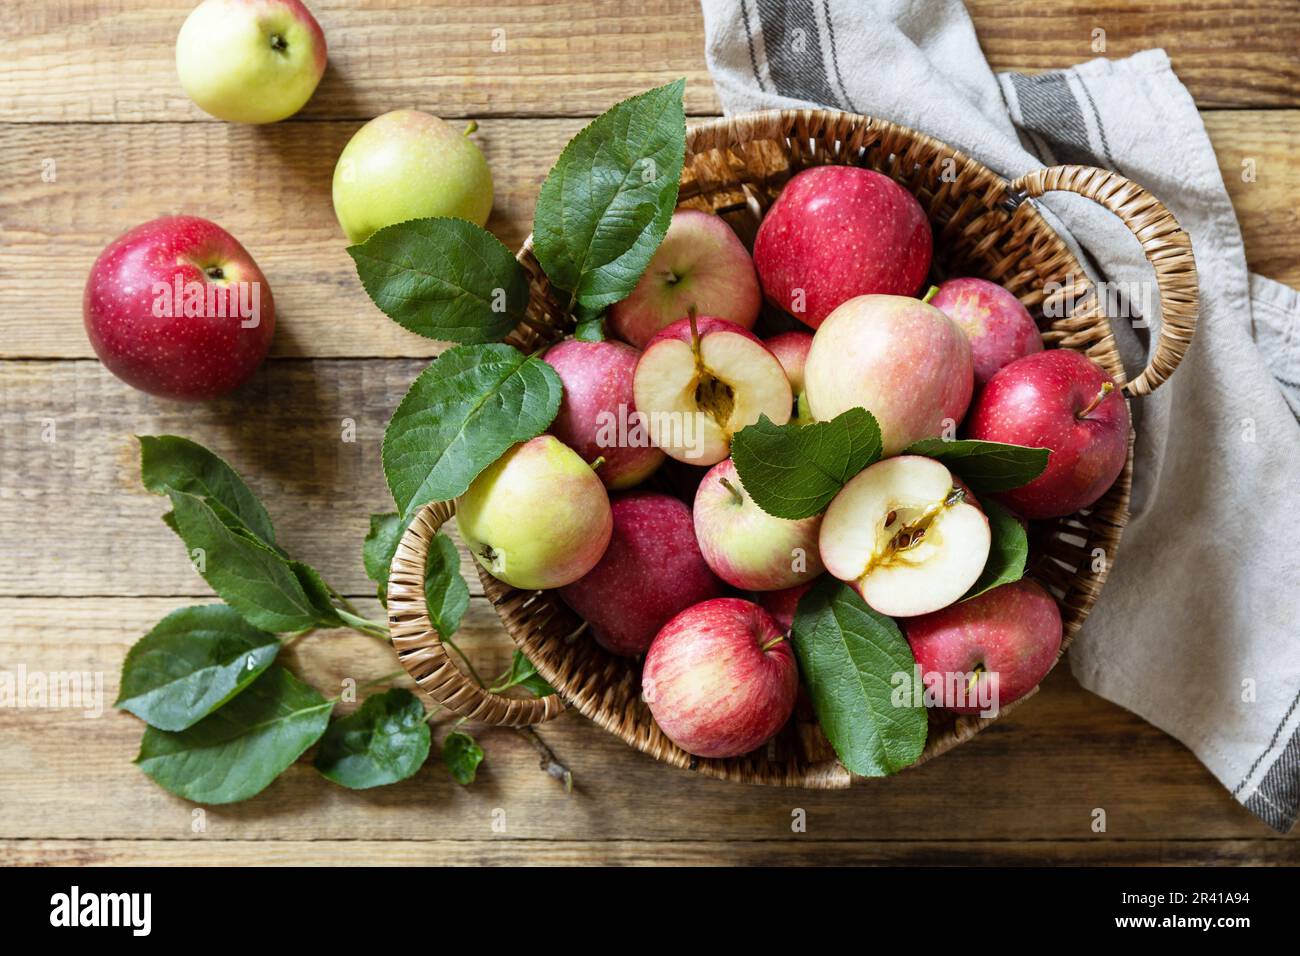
[
  {"left": 819, "top": 456, "right": 990, "bottom": 617},
  {"left": 632, "top": 315, "right": 792, "bottom": 465}
]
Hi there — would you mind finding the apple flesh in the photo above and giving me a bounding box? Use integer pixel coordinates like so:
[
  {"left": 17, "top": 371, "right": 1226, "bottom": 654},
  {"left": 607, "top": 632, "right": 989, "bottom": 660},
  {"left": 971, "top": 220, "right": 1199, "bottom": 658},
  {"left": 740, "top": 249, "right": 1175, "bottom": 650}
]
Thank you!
[
  {"left": 542, "top": 338, "right": 664, "bottom": 490},
  {"left": 332, "top": 110, "right": 493, "bottom": 243},
  {"left": 753, "top": 166, "right": 932, "bottom": 329},
  {"left": 176, "top": 0, "right": 327, "bottom": 124},
  {"left": 930, "top": 278, "right": 1042, "bottom": 386},
  {"left": 804, "top": 295, "right": 973, "bottom": 455},
  {"left": 83, "top": 216, "right": 276, "bottom": 400},
  {"left": 633, "top": 315, "right": 792, "bottom": 465},
  {"left": 966, "top": 349, "right": 1130, "bottom": 518},
  {"left": 693, "top": 458, "right": 824, "bottom": 591},
  {"left": 819, "top": 456, "right": 990, "bottom": 617},
  {"left": 643, "top": 598, "right": 798, "bottom": 758},
  {"left": 764, "top": 330, "right": 814, "bottom": 426},
  {"left": 456, "top": 435, "right": 612, "bottom": 590},
  {"left": 903, "top": 578, "right": 1063, "bottom": 715},
  {"left": 609, "top": 209, "right": 761, "bottom": 348},
  {"left": 559, "top": 492, "right": 723, "bottom": 657}
]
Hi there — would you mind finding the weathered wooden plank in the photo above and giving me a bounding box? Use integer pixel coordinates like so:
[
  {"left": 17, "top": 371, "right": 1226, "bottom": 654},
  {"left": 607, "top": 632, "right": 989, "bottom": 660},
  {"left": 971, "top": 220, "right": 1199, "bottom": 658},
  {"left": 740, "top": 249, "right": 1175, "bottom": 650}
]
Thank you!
[{"left": 0, "top": 597, "right": 1287, "bottom": 841}]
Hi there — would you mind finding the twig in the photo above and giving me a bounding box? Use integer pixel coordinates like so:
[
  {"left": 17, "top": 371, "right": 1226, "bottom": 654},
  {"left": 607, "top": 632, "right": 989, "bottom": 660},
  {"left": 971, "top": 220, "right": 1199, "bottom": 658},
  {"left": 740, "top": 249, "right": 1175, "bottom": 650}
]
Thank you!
[{"left": 514, "top": 725, "right": 574, "bottom": 793}]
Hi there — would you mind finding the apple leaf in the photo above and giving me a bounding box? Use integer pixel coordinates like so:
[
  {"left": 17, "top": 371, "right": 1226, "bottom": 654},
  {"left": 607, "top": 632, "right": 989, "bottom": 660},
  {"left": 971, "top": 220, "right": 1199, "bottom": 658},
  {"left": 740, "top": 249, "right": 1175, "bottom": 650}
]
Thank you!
[
  {"left": 532, "top": 79, "right": 686, "bottom": 312},
  {"left": 492, "top": 648, "right": 557, "bottom": 698},
  {"left": 442, "top": 730, "right": 485, "bottom": 785},
  {"left": 116, "top": 604, "right": 281, "bottom": 732},
  {"left": 382, "top": 343, "right": 562, "bottom": 519},
  {"left": 313, "top": 688, "right": 431, "bottom": 790},
  {"left": 904, "top": 438, "right": 1048, "bottom": 493},
  {"left": 790, "top": 577, "right": 928, "bottom": 777},
  {"left": 731, "top": 409, "right": 883, "bottom": 520},
  {"left": 424, "top": 532, "right": 469, "bottom": 640},
  {"left": 962, "top": 499, "right": 1029, "bottom": 601},
  {"left": 347, "top": 217, "right": 531, "bottom": 344},
  {"left": 135, "top": 665, "right": 333, "bottom": 804},
  {"left": 363, "top": 512, "right": 408, "bottom": 606}
]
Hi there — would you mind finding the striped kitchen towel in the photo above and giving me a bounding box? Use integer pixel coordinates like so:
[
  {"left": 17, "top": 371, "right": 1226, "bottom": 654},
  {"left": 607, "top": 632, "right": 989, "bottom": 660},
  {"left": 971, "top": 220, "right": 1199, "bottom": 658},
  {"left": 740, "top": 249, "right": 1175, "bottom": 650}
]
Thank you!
[{"left": 702, "top": 0, "right": 1300, "bottom": 831}]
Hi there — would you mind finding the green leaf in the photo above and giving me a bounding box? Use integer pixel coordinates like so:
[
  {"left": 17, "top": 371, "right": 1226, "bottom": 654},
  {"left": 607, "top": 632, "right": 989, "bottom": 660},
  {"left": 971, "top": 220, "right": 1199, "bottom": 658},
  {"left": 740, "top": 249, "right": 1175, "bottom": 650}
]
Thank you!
[
  {"left": 962, "top": 498, "right": 1029, "bottom": 601},
  {"left": 492, "top": 648, "right": 556, "bottom": 698},
  {"left": 424, "top": 532, "right": 469, "bottom": 640},
  {"left": 135, "top": 666, "right": 332, "bottom": 804},
  {"left": 116, "top": 605, "right": 280, "bottom": 732},
  {"left": 313, "top": 688, "right": 431, "bottom": 789},
  {"left": 289, "top": 561, "right": 345, "bottom": 627},
  {"left": 166, "top": 490, "right": 335, "bottom": 633},
  {"left": 139, "top": 435, "right": 277, "bottom": 546},
  {"left": 574, "top": 315, "right": 606, "bottom": 342},
  {"left": 790, "top": 578, "right": 928, "bottom": 776},
  {"left": 382, "top": 343, "right": 562, "bottom": 518},
  {"left": 731, "top": 409, "right": 883, "bottom": 520},
  {"left": 363, "top": 512, "right": 407, "bottom": 605},
  {"left": 904, "top": 438, "right": 1049, "bottom": 493},
  {"left": 347, "top": 218, "right": 531, "bottom": 344},
  {"left": 532, "top": 79, "right": 687, "bottom": 311},
  {"left": 442, "top": 730, "right": 485, "bottom": 785}
]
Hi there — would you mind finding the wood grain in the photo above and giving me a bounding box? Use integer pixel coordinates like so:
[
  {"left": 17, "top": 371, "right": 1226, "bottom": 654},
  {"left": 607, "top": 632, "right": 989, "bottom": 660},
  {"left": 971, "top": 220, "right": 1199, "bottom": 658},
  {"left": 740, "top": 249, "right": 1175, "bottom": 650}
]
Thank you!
[{"left": 2, "top": 112, "right": 1297, "bottom": 361}]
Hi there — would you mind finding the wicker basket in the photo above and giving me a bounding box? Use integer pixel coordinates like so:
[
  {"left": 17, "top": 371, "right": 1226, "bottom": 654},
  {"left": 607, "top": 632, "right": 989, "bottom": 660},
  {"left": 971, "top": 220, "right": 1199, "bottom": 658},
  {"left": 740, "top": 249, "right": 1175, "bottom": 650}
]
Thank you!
[{"left": 387, "top": 109, "right": 1198, "bottom": 787}]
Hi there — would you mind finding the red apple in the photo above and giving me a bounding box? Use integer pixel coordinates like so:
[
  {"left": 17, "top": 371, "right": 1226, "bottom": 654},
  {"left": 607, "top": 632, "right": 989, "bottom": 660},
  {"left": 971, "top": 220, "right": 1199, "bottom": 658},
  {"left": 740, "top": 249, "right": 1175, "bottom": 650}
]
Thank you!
[
  {"left": 559, "top": 492, "right": 723, "bottom": 657},
  {"left": 633, "top": 315, "right": 791, "bottom": 465},
  {"left": 966, "top": 349, "right": 1130, "bottom": 518},
  {"left": 756, "top": 582, "right": 813, "bottom": 634},
  {"left": 753, "top": 166, "right": 932, "bottom": 329},
  {"left": 903, "top": 578, "right": 1063, "bottom": 715},
  {"left": 83, "top": 216, "right": 275, "bottom": 400},
  {"left": 542, "top": 338, "right": 665, "bottom": 489},
  {"left": 763, "top": 330, "right": 814, "bottom": 425},
  {"left": 642, "top": 597, "right": 798, "bottom": 758},
  {"left": 608, "top": 209, "right": 761, "bottom": 348},
  {"left": 931, "top": 278, "right": 1042, "bottom": 386}
]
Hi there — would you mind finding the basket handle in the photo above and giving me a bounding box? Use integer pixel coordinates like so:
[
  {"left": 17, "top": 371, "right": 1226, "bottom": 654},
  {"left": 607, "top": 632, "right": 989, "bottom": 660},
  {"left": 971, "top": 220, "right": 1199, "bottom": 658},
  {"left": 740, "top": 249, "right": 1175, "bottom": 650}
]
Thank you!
[
  {"left": 386, "top": 501, "right": 566, "bottom": 727},
  {"left": 1009, "top": 165, "right": 1199, "bottom": 396}
]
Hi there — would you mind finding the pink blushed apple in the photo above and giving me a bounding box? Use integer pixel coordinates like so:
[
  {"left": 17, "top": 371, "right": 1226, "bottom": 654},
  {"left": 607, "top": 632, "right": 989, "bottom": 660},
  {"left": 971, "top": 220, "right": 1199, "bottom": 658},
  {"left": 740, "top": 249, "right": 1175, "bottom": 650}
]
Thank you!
[
  {"left": 966, "top": 349, "right": 1130, "bottom": 519},
  {"left": 804, "top": 295, "right": 973, "bottom": 455},
  {"left": 693, "top": 458, "right": 824, "bottom": 591},
  {"left": 83, "top": 216, "right": 276, "bottom": 400},
  {"left": 756, "top": 582, "right": 814, "bottom": 634},
  {"left": 609, "top": 209, "right": 761, "bottom": 348},
  {"left": 903, "top": 578, "right": 1063, "bottom": 715},
  {"left": 931, "top": 278, "right": 1042, "bottom": 386},
  {"left": 753, "top": 166, "right": 932, "bottom": 329},
  {"left": 543, "top": 338, "right": 664, "bottom": 489},
  {"left": 633, "top": 315, "right": 792, "bottom": 465},
  {"left": 642, "top": 598, "right": 798, "bottom": 758},
  {"left": 559, "top": 492, "right": 723, "bottom": 657},
  {"left": 763, "top": 330, "right": 814, "bottom": 425}
]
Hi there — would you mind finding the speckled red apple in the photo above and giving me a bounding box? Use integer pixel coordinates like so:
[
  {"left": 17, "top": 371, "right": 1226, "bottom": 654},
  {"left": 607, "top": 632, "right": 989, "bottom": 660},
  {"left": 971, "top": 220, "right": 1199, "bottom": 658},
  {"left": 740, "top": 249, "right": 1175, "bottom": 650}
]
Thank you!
[
  {"left": 931, "top": 278, "right": 1042, "bottom": 386},
  {"left": 756, "top": 581, "right": 814, "bottom": 634},
  {"left": 763, "top": 330, "right": 814, "bottom": 425},
  {"left": 83, "top": 216, "right": 275, "bottom": 400},
  {"left": 753, "top": 166, "right": 932, "bottom": 329}
]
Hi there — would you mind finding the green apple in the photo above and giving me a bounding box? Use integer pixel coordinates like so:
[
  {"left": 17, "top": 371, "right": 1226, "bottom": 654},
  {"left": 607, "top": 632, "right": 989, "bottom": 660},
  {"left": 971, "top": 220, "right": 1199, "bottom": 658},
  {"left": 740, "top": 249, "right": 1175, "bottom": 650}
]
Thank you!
[
  {"left": 332, "top": 110, "right": 494, "bottom": 243},
  {"left": 176, "top": 0, "right": 327, "bottom": 125},
  {"left": 456, "top": 436, "right": 612, "bottom": 590}
]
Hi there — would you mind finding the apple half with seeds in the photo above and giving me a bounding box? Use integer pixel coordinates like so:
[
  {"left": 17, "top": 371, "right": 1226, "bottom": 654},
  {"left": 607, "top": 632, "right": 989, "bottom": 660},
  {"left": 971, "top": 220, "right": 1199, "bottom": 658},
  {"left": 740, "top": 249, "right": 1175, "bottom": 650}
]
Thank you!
[
  {"left": 819, "top": 456, "right": 990, "bottom": 617},
  {"left": 632, "top": 314, "right": 792, "bottom": 466}
]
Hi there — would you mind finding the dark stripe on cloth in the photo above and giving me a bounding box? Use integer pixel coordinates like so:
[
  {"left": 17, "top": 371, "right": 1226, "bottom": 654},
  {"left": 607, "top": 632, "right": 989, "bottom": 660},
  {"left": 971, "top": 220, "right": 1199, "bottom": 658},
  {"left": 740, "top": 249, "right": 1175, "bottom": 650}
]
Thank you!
[
  {"left": 1244, "top": 722, "right": 1300, "bottom": 831},
  {"left": 1007, "top": 71, "right": 1099, "bottom": 169},
  {"left": 755, "top": 0, "right": 843, "bottom": 107}
]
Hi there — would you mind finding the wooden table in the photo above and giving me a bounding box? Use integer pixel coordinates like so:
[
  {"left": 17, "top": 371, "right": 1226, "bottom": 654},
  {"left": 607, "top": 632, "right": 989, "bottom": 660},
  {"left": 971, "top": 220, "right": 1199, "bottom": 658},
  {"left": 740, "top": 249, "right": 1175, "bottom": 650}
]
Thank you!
[{"left": 2, "top": 0, "right": 1298, "bottom": 866}]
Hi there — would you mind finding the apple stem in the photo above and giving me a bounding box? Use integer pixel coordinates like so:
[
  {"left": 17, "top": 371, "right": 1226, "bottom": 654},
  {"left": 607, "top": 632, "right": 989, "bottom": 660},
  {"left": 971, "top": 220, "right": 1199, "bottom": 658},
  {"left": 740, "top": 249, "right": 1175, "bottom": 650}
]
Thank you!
[
  {"left": 760, "top": 635, "right": 785, "bottom": 652},
  {"left": 922, "top": 285, "right": 940, "bottom": 304},
  {"left": 588, "top": 455, "right": 606, "bottom": 472},
  {"left": 966, "top": 664, "right": 984, "bottom": 694},
  {"left": 687, "top": 306, "right": 701, "bottom": 355},
  {"left": 718, "top": 476, "right": 744, "bottom": 505},
  {"left": 1076, "top": 381, "right": 1115, "bottom": 420},
  {"left": 464, "top": 120, "right": 479, "bottom": 136}
]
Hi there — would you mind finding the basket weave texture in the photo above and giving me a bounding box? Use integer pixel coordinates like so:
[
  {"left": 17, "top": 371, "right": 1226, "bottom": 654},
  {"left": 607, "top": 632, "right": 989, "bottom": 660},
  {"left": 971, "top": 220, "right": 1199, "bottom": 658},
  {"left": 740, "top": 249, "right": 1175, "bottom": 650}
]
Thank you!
[{"left": 388, "top": 109, "right": 1198, "bottom": 787}]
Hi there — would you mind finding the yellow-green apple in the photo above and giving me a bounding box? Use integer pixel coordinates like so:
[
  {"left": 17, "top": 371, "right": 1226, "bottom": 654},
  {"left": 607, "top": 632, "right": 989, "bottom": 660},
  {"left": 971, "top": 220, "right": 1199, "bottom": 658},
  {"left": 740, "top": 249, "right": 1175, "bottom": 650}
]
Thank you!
[
  {"left": 83, "top": 216, "right": 275, "bottom": 400},
  {"left": 966, "top": 349, "right": 1130, "bottom": 518},
  {"left": 176, "top": 0, "right": 327, "bottom": 124},
  {"left": 633, "top": 315, "right": 792, "bottom": 465},
  {"left": 903, "top": 578, "right": 1062, "bottom": 714},
  {"left": 642, "top": 598, "right": 798, "bottom": 758},
  {"left": 753, "top": 166, "right": 932, "bottom": 329},
  {"left": 804, "top": 294, "right": 973, "bottom": 455},
  {"left": 609, "top": 209, "right": 761, "bottom": 348},
  {"left": 931, "top": 278, "right": 1042, "bottom": 386},
  {"left": 332, "top": 110, "right": 493, "bottom": 243},
  {"left": 693, "top": 458, "right": 824, "bottom": 591},
  {"left": 819, "top": 456, "right": 990, "bottom": 617},
  {"left": 542, "top": 338, "right": 664, "bottom": 489},
  {"left": 756, "top": 582, "right": 814, "bottom": 634},
  {"left": 559, "top": 492, "right": 723, "bottom": 656},
  {"left": 763, "top": 330, "right": 814, "bottom": 425},
  {"left": 456, "top": 436, "right": 612, "bottom": 590}
]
